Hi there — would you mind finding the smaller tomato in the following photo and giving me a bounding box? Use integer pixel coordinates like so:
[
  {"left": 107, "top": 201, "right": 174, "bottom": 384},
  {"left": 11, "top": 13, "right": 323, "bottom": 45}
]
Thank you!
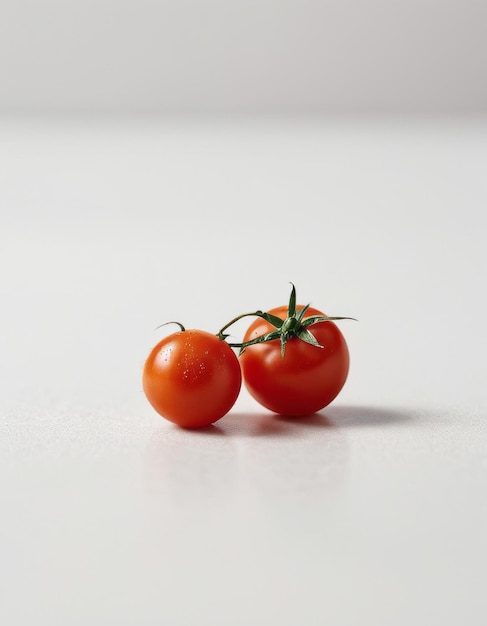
[{"left": 143, "top": 328, "right": 241, "bottom": 429}]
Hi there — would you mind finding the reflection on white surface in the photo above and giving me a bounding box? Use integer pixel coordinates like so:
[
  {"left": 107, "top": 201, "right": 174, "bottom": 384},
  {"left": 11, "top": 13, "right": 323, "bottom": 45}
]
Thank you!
[{"left": 144, "top": 411, "right": 349, "bottom": 506}]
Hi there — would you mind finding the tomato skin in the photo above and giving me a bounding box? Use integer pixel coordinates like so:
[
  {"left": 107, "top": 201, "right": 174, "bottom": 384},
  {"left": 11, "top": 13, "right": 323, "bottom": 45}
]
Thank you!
[
  {"left": 143, "top": 330, "right": 241, "bottom": 428},
  {"left": 239, "top": 306, "right": 349, "bottom": 416}
]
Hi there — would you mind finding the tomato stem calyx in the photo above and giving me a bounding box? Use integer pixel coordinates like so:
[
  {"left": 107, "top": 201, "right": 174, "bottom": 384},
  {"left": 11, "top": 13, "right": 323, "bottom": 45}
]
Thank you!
[{"left": 217, "top": 284, "right": 356, "bottom": 357}]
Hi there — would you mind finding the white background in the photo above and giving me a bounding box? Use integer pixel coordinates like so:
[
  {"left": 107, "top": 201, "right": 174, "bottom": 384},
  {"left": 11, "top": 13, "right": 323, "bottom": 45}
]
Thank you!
[{"left": 1, "top": 2, "right": 486, "bottom": 625}]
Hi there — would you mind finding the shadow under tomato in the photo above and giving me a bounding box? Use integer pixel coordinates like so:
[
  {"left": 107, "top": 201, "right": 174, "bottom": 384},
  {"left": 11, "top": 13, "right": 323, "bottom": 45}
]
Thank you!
[
  {"left": 320, "top": 404, "right": 416, "bottom": 427},
  {"left": 216, "top": 411, "right": 294, "bottom": 437},
  {"left": 150, "top": 404, "right": 416, "bottom": 439},
  {"left": 275, "top": 413, "right": 335, "bottom": 428},
  {"left": 158, "top": 412, "right": 292, "bottom": 437},
  {"left": 174, "top": 422, "right": 227, "bottom": 436}
]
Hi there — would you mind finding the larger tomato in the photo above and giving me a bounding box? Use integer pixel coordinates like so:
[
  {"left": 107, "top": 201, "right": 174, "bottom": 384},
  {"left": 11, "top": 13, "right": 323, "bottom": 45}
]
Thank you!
[
  {"left": 143, "top": 329, "right": 241, "bottom": 428},
  {"left": 239, "top": 306, "right": 349, "bottom": 416}
]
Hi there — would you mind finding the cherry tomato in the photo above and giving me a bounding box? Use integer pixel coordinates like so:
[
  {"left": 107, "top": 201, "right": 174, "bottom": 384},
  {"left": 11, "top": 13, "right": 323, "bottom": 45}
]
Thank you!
[
  {"left": 239, "top": 306, "right": 349, "bottom": 416},
  {"left": 143, "top": 329, "right": 241, "bottom": 428}
]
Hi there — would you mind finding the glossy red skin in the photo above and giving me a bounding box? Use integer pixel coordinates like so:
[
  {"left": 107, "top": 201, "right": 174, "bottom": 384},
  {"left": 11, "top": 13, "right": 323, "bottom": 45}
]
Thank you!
[
  {"left": 143, "top": 330, "right": 241, "bottom": 428},
  {"left": 240, "top": 306, "right": 349, "bottom": 416}
]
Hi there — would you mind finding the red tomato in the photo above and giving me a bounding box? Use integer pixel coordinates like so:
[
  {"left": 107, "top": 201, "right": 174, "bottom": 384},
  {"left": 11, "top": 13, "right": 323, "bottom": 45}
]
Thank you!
[
  {"left": 143, "top": 329, "right": 241, "bottom": 428},
  {"left": 239, "top": 306, "right": 349, "bottom": 416}
]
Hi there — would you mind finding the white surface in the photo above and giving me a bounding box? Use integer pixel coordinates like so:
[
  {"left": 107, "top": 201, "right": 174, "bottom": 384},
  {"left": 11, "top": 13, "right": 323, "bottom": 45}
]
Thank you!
[
  {"left": 1, "top": 1, "right": 487, "bottom": 114},
  {"left": 1, "top": 116, "right": 486, "bottom": 624}
]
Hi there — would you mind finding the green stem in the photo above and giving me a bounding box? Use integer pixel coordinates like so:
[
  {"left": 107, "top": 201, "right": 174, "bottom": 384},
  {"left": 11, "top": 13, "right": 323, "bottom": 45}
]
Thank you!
[
  {"left": 216, "top": 310, "right": 267, "bottom": 340},
  {"left": 155, "top": 321, "right": 186, "bottom": 332},
  {"left": 224, "top": 330, "right": 281, "bottom": 350},
  {"left": 216, "top": 284, "right": 356, "bottom": 357},
  {"left": 216, "top": 310, "right": 281, "bottom": 352}
]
